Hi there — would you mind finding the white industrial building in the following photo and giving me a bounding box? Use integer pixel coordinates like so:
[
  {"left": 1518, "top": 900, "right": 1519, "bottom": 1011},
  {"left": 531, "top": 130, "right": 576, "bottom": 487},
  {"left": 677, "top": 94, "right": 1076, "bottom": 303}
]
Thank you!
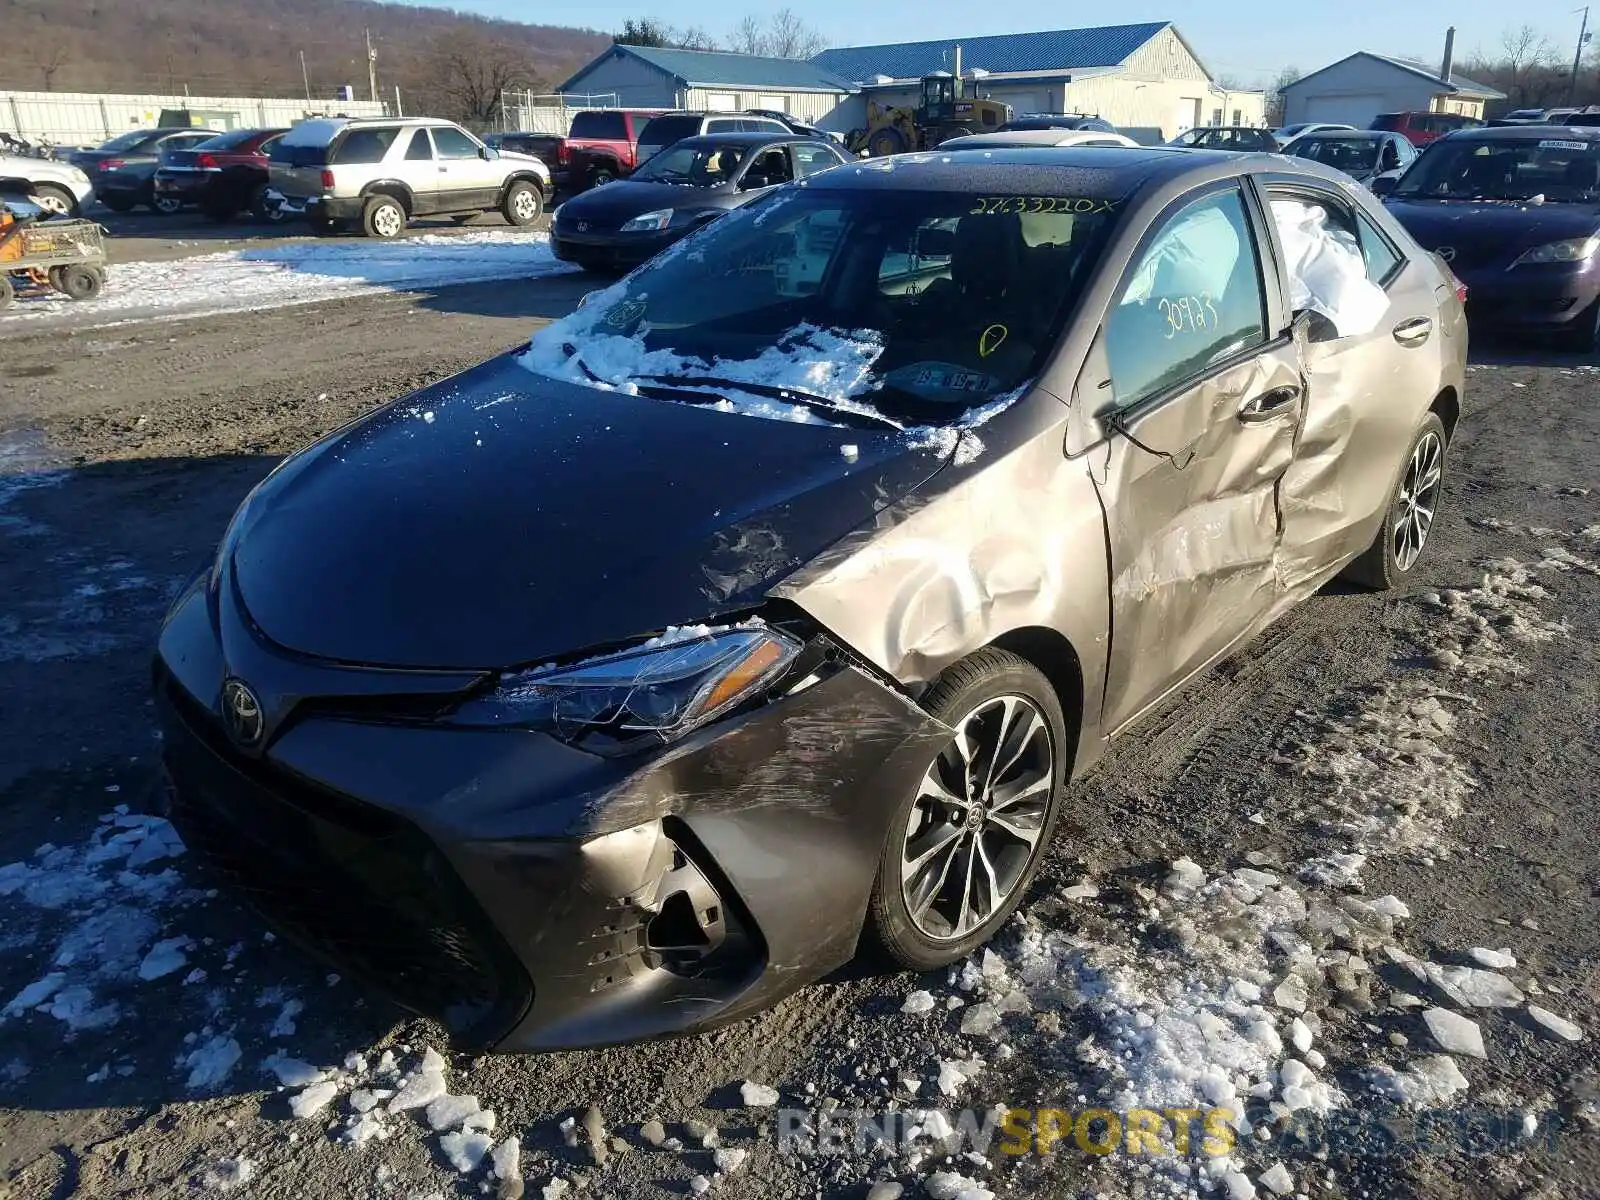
[
  {"left": 1279, "top": 37, "right": 1504, "bottom": 128},
  {"left": 555, "top": 23, "right": 1263, "bottom": 141}
]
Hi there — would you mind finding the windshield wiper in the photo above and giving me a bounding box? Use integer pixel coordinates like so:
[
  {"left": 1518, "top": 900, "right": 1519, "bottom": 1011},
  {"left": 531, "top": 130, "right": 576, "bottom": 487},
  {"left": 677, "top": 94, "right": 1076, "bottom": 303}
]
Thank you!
[{"left": 633, "top": 373, "right": 904, "bottom": 431}]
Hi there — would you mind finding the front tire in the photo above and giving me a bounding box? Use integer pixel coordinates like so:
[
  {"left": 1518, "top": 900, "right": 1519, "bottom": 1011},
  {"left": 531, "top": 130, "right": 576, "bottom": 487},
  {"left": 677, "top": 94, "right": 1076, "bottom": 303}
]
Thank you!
[
  {"left": 1342, "top": 412, "right": 1448, "bottom": 590},
  {"left": 501, "top": 180, "right": 543, "bottom": 227},
  {"left": 866, "top": 648, "right": 1068, "bottom": 971},
  {"left": 31, "top": 183, "right": 76, "bottom": 216},
  {"left": 100, "top": 195, "right": 134, "bottom": 214},
  {"left": 361, "top": 195, "right": 406, "bottom": 239},
  {"left": 58, "top": 264, "right": 104, "bottom": 301}
]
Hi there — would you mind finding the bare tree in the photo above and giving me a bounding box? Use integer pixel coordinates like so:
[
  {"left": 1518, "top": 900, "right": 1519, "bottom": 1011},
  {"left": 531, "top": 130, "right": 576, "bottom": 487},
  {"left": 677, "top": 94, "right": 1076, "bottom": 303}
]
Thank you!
[
  {"left": 423, "top": 31, "right": 535, "bottom": 128},
  {"left": 726, "top": 10, "right": 826, "bottom": 58},
  {"left": 1264, "top": 64, "right": 1301, "bottom": 123},
  {"left": 29, "top": 31, "right": 75, "bottom": 90},
  {"left": 674, "top": 26, "right": 719, "bottom": 51}
]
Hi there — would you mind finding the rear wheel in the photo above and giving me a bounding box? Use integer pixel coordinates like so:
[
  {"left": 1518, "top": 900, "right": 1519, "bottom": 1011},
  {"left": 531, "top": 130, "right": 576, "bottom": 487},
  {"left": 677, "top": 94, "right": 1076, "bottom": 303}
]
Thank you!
[
  {"left": 58, "top": 264, "right": 103, "bottom": 301},
  {"left": 588, "top": 164, "right": 618, "bottom": 188},
  {"left": 30, "top": 184, "right": 75, "bottom": 216},
  {"left": 1342, "top": 412, "right": 1448, "bottom": 590},
  {"left": 100, "top": 195, "right": 134, "bottom": 214},
  {"left": 361, "top": 195, "right": 406, "bottom": 239},
  {"left": 866, "top": 648, "right": 1068, "bottom": 970},
  {"left": 0, "top": 275, "right": 14, "bottom": 309},
  {"left": 501, "top": 180, "right": 543, "bottom": 226},
  {"left": 250, "top": 185, "right": 287, "bottom": 224},
  {"left": 150, "top": 187, "right": 183, "bottom": 215}
]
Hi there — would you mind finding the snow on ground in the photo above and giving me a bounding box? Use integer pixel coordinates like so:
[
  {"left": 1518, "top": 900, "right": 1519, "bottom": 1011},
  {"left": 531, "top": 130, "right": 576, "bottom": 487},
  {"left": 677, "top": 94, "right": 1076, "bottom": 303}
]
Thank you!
[{"left": 1, "top": 231, "right": 578, "bottom": 329}]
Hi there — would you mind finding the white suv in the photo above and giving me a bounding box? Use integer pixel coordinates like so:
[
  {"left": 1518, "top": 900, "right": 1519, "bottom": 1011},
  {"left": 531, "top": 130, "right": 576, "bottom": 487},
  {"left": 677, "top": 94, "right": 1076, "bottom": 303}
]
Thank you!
[
  {"left": 0, "top": 153, "right": 94, "bottom": 215},
  {"left": 267, "top": 117, "right": 551, "bottom": 238}
]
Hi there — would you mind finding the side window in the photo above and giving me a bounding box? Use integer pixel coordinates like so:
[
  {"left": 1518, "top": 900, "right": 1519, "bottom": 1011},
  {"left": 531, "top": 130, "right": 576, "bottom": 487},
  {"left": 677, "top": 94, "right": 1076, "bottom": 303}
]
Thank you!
[
  {"left": 744, "top": 148, "right": 793, "bottom": 186},
  {"left": 793, "top": 143, "right": 841, "bottom": 177},
  {"left": 431, "top": 127, "right": 482, "bottom": 159},
  {"left": 1356, "top": 211, "right": 1404, "bottom": 286},
  {"left": 1105, "top": 188, "right": 1267, "bottom": 408},
  {"left": 706, "top": 119, "right": 739, "bottom": 133},
  {"left": 332, "top": 128, "right": 399, "bottom": 164},
  {"left": 404, "top": 129, "right": 434, "bottom": 161}
]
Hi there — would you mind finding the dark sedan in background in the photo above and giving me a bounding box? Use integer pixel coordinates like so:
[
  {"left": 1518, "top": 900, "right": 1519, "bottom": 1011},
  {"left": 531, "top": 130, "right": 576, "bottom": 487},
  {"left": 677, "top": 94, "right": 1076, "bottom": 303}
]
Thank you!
[
  {"left": 74, "top": 126, "right": 221, "bottom": 212},
  {"left": 1167, "top": 126, "right": 1280, "bottom": 152},
  {"left": 1376, "top": 126, "right": 1600, "bottom": 347},
  {"left": 153, "top": 127, "right": 288, "bottom": 221},
  {"left": 551, "top": 132, "right": 849, "bottom": 273},
  {"left": 1281, "top": 130, "right": 1416, "bottom": 187}
]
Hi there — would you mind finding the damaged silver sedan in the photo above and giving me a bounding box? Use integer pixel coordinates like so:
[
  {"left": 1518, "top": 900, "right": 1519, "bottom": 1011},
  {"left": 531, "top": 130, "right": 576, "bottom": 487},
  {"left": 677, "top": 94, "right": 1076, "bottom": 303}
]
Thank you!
[{"left": 154, "top": 146, "right": 1466, "bottom": 1050}]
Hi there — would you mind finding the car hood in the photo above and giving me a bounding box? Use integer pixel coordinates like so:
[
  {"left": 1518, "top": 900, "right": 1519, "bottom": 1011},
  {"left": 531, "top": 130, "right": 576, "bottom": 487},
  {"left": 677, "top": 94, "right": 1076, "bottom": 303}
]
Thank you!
[
  {"left": 227, "top": 351, "right": 952, "bottom": 670},
  {"left": 561, "top": 179, "right": 727, "bottom": 221},
  {"left": 1384, "top": 197, "right": 1600, "bottom": 256}
]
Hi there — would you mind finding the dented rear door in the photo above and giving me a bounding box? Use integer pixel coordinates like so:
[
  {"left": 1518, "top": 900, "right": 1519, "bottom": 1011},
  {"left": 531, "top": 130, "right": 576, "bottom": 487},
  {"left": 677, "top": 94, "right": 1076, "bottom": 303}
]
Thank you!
[{"left": 1085, "top": 182, "right": 1303, "bottom": 733}]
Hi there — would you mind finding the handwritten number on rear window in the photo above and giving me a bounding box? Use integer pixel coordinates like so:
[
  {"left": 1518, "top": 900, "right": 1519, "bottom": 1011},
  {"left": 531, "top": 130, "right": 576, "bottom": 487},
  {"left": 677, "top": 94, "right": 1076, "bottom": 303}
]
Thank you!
[{"left": 968, "top": 196, "right": 1116, "bottom": 215}]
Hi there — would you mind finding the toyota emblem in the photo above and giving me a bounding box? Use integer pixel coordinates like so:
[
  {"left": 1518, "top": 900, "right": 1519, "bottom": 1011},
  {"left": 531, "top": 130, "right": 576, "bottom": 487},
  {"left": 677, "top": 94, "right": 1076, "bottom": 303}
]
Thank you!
[
  {"left": 577, "top": 221, "right": 589, "bottom": 232},
  {"left": 221, "top": 678, "right": 264, "bottom": 747},
  {"left": 1434, "top": 246, "right": 1456, "bottom": 262}
]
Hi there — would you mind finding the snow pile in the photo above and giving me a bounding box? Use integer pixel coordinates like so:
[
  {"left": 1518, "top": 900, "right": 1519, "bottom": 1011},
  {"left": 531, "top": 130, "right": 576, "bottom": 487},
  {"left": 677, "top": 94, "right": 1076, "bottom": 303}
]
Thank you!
[
  {"left": 5, "top": 230, "right": 578, "bottom": 328},
  {"left": 0, "top": 809, "right": 198, "bottom": 1038},
  {"left": 273, "top": 1043, "right": 516, "bottom": 1174}
]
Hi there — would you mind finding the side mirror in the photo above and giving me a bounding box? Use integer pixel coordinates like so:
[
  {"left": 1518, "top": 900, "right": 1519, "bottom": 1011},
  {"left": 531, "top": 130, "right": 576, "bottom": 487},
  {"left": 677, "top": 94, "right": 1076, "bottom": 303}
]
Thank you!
[
  {"left": 480, "top": 147, "right": 496, "bottom": 160},
  {"left": 1369, "top": 174, "right": 1397, "bottom": 197},
  {"left": 1292, "top": 308, "right": 1339, "bottom": 345}
]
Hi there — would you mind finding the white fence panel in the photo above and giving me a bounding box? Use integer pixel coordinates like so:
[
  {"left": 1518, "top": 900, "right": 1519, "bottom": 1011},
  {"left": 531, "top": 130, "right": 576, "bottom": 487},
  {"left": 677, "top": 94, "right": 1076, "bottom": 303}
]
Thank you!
[{"left": 1, "top": 90, "right": 388, "bottom": 146}]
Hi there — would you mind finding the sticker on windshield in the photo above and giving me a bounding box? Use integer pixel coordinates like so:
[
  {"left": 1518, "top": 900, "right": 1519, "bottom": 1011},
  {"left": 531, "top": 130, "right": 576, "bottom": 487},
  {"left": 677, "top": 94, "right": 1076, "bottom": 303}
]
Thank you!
[
  {"left": 884, "top": 362, "right": 1001, "bottom": 401},
  {"left": 602, "top": 296, "right": 647, "bottom": 329},
  {"left": 968, "top": 196, "right": 1116, "bottom": 215},
  {"left": 1538, "top": 139, "right": 1590, "bottom": 151}
]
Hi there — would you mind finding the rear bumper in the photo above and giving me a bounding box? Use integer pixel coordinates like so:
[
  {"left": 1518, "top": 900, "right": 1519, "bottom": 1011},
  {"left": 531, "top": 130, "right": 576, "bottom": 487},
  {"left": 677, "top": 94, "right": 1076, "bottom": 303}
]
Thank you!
[
  {"left": 1459, "top": 262, "right": 1600, "bottom": 330},
  {"left": 264, "top": 190, "right": 365, "bottom": 222}
]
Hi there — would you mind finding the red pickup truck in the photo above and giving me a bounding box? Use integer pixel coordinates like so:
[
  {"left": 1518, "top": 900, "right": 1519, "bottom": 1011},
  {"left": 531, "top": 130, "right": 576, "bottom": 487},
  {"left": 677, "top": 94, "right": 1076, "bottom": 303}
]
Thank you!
[{"left": 494, "top": 109, "right": 662, "bottom": 193}]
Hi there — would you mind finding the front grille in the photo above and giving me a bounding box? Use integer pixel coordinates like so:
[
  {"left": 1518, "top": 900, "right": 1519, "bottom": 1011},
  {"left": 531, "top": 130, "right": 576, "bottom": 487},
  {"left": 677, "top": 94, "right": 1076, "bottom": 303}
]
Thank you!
[{"left": 159, "top": 678, "right": 532, "bottom": 1047}]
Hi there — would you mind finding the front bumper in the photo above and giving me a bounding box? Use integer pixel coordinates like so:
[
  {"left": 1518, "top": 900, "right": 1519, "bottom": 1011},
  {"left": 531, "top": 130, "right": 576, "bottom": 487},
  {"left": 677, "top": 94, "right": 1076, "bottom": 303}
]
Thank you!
[
  {"left": 1458, "top": 260, "right": 1600, "bottom": 331},
  {"left": 153, "top": 571, "right": 947, "bottom": 1051},
  {"left": 551, "top": 225, "right": 683, "bottom": 270}
]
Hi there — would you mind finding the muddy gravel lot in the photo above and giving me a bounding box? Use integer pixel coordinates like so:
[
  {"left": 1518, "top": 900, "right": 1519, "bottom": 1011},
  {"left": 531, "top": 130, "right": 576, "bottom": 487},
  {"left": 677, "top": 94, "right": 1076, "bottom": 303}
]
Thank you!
[{"left": 0, "top": 247, "right": 1597, "bottom": 1200}]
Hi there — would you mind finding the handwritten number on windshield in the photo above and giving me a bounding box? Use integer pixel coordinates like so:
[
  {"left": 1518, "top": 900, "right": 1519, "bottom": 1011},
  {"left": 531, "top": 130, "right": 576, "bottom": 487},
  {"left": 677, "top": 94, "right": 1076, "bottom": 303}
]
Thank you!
[{"left": 968, "top": 196, "right": 1116, "bottom": 215}]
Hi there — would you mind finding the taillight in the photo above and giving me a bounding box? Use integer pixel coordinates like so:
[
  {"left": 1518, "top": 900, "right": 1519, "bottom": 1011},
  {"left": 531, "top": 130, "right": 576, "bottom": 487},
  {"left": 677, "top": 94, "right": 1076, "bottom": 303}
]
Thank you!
[
  {"left": 556, "top": 142, "right": 570, "bottom": 165},
  {"left": 320, "top": 169, "right": 335, "bottom": 189},
  {"left": 197, "top": 153, "right": 218, "bottom": 169},
  {"left": 1456, "top": 281, "right": 1468, "bottom": 304},
  {"left": 101, "top": 158, "right": 126, "bottom": 169}
]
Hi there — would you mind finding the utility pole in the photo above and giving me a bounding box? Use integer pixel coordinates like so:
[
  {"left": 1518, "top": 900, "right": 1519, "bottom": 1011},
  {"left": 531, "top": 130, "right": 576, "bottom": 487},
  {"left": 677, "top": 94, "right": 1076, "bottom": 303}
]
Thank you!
[
  {"left": 365, "top": 28, "right": 378, "bottom": 103},
  {"left": 300, "top": 50, "right": 312, "bottom": 103},
  {"left": 1571, "top": 6, "right": 1591, "bottom": 104}
]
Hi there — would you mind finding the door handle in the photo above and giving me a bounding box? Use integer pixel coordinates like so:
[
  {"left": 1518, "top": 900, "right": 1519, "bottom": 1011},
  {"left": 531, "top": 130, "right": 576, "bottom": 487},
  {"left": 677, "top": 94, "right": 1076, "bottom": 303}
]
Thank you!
[
  {"left": 1393, "top": 316, "right": 1433, "bottom": 346},
  {"left": 1237, "top": 385, "right": 1301, "bottom": 423},
  {"left": 438, "top": 166, "right": 449, "bottom": 173}
]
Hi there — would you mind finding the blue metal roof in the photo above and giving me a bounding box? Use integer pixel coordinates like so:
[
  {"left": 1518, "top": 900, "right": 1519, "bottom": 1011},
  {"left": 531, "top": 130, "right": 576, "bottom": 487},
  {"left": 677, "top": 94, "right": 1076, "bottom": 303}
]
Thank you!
[
  {"left": 810, "top": 22, "right": 1169, "bottom": 83},
  {"left": 560, "top": 45, "right": 855, "bottom": 95}
]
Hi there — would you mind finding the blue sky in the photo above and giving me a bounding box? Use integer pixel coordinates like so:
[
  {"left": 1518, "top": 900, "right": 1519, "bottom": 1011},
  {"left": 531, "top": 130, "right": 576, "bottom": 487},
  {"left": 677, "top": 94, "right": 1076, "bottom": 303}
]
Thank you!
[{"left": 401, "top": 1, "right": 1589, "bottom": 89}]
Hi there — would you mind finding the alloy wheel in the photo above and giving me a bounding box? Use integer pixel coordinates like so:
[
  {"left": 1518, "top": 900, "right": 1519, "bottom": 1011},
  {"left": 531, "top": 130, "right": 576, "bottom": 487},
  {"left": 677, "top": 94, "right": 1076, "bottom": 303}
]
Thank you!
[
  {"left": 34, "top": 191, "right": 72, "bottom": 215},
  {"left": 153, "top": 195, "right": 183, "bottom": 215},
  {"left": 900, "top": 694, "right": 1055, "bottom": 941},
  {"left": 512, "top": 189, "right": 539, "bottom": 221},
  {"left": 373, "top": 204, "right": 403, "bottom": 238},
  {"left": 1393, "top": 430, "right": 1444, "bottom": 571}
]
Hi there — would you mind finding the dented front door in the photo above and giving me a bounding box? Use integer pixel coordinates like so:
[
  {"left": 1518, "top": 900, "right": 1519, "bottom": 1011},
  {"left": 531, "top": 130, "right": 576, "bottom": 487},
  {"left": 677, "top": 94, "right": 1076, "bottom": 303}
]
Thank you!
[{"left": 1086, "top": 184, "right": 1303, "bottom": 733}]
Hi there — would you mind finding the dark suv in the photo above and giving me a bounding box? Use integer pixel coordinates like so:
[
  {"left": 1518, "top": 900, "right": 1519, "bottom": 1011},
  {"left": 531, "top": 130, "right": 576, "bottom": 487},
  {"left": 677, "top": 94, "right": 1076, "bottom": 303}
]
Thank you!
[{"left": 1371, "top": 111, "right": 1484, "bottom": 146}]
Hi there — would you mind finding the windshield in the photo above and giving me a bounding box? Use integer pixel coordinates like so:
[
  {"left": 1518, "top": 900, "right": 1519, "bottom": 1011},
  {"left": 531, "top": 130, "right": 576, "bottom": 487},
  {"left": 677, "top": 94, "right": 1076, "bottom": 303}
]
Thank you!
[
  {"left": 1288, "top": 137, "right": 1381, "bottom": 172},
  {"left": 521, "top": 187, "right": 1118, "bottom": 426},
  {"left": 1393, "top": 137, "right": 1600, "bottom": 201},
  {"left": 632, "top": 143, "right": 750, "bottom": 185}
]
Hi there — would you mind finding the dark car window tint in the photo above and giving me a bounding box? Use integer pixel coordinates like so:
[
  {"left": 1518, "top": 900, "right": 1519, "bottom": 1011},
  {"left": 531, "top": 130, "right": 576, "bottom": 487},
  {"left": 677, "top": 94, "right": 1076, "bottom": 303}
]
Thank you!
[
  {"left": 639, "top": 115, "right": 700, "bottom": 147},
  {"left": 706, "top": 119, "right": 741, "bottom": 133},
  {"left": 198, "top": 128, "right": 267, "bottom": 151},
  {"left": 793, "top": 143, "right": 842, "bottom": 177},
  {"left": 743, "top": 147, "right": 793, "bottom": 187},
  {"left": 1394, "top": 138, "right": 1600, "bottom": 200},
  {"left": 1106, "top": 188, "right": 1267, "bottom": 408},
  {"left": 1356, "top": 212, "right": 1404, "bottom": 285},
  {"left": 569, "top": 111, "right": 627, "bottom": 139},
  {"left": 633, "top": 142, "right": 750, "bottom": 185},
  {"left": 404, "top": 129, "right": 433, "bottom": 161},
  {"left": 432, "top": 127, "right": 481, "bottom": 159},
  {"left": 332, "top": 128, "right": 399, "bottom": 164}
]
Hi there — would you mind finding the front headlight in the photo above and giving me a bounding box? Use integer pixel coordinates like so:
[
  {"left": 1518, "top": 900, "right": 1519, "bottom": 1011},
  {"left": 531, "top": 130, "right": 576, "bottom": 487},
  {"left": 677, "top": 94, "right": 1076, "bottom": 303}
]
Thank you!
[
  {"left": 1512, "top": 236, "right": 1600, "bottom": 266},
  {"left": 621, "top": 208, "right": 673, "bottom": 233},
  {"left": 451, "top": 625, "right": 801, "bottom": 748}
]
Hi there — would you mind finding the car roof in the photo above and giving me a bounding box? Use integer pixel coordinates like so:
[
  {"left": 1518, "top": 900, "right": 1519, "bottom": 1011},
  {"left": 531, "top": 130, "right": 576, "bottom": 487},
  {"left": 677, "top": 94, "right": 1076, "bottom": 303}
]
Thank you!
[
  {"left": 669, "top": 132, "right": 810, "bottom": 149},
  {"left": 1438, "top": 125, "right": 1600, "bottom": 143},
  {"left": 803, "top": 145, "right": 1321, "bottom": 195},
  {"left": 1295, "top": 130, "right": 1387, "bottom": 140},
  {"left": 940, "top": 129, "right": 1136, "bottom": 149}
]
